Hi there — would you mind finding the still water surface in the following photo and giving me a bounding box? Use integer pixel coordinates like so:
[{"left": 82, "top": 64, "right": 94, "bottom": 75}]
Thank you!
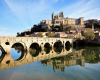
[{"left": 0, "top": 46, "right": 100, "bottom": 80}]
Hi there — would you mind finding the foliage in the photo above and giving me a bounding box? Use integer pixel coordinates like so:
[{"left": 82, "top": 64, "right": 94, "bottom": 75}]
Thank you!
[
  {"left": 38, "top": 32, "right": 43, "bottom": 37},
  {"left": 46, "top": 32, "right": 51, "bottom": 36},
  {"left": 84, "top": 30, "right": 95, "bottom": 41},
  {"left": 17, "top": 32, "right": 20, "bottom": 36},
  {"left": 82, "top": 48, "right": 96, "bottom": 62},
  {"left": 40, "top": 28, "right": 47, "bottom": 32}
]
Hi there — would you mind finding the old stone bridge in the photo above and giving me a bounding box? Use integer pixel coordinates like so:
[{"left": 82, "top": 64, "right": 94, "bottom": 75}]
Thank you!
[{"left": 0, "top": 37, "right": 76, "bottom": 53}]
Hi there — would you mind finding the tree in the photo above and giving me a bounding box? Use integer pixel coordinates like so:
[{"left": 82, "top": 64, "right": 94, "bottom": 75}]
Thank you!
[
  {"left": 41, "top": 28, "right": 47, "bottom": 32},
  {"left": 17, "top": 32, "right": 20, "bottom": 37},
  {"left": 46, "top": 32, "right": 51, "bottom": 37},
  {"left": 84, "top": 30, "right": 95, "bottom": 42},
  {"left": 38, "top": 32, "right": 43, "bottom": 37},
  {"left": 82, "top": 48, "right": 95, "bottom": 62}
]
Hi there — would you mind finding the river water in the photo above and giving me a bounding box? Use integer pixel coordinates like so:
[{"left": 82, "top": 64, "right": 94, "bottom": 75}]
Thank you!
[{"left": 0, "top": 46, "right": 100, "bottom": 80}]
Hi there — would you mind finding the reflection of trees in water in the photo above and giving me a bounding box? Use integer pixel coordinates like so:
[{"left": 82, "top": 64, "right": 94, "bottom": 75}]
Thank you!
[
  {"left": 65, "top": 46, "right": 71, "bottom": 51},
  {"left": 51, "top": 53, "right": 74, "bottom": 62},
  {"left": 44, "top": 48, "right": 50, "bottom": 54},
  {"left": 73, "top": 46, "right": 86, "bottom": 50},
  {"left": 12, "top": 43, "right": 24, "bottom": 53},
  {"left": 30, "top": 49, "right": 41, "bottom": 57},
  {"left": 11, "top": 43, "right": 26, "bottom": 61},
  {"left": 0, "top": 50, "right": 6, "bottom": 63},
  {"left": 82, "top": 47, "right": 99, "bottom": 63},
  {"left": 54, "top": 47, "right": 63, "bottom": 54},
  {"left": 15, "top": 51, "right": 25, "bottom": 61}
]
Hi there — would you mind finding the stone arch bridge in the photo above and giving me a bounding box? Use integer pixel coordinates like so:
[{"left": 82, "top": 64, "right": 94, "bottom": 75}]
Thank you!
[{"left": 0, "top": 37, "right": 76, "bottom": 53}]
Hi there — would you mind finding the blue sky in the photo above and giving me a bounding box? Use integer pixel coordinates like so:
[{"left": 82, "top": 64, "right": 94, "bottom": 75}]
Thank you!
[{"left": 0, "top": 0, "right": 100, "bottom": 36}]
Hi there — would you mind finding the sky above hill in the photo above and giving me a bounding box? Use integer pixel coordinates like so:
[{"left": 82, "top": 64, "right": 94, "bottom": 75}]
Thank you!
[{"left": 0, "top": 0, "right": 100, "bottom": 36}]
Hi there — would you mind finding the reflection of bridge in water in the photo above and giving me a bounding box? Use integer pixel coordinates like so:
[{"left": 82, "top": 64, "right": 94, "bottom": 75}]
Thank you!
[{"left": 0, "top": 46, "right": 85, "bottom": 71}]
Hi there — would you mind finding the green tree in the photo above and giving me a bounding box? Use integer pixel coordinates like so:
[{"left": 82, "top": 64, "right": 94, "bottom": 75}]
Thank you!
[
  {"left": 41, "top": 28, "right": 47, "bottom": 32},
  {"left": 38, "top": 32, "right": 43, "bottom": 37},
  {"left": 84, "top": 30, "right": 95, "bottom": 42},
  {"left": 82, "top": 48, "right": 96, "bottom": 62},
  {"left": 46, "top": 32, "right": 51, "bottom": 37},
  {"left": 17, "top": 32, "right": 20, "bottom": 37}
]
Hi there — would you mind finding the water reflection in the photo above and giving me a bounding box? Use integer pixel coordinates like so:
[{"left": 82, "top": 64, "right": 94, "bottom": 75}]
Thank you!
[
  {"left": 0, "top": 49, "right": 6, "bottom": 63},
  {"left": 41, "top": 47, "right": 100, "bottom": 72},
  {"left": 0, "top": 50, "right": 2, "bottom": 57},
  {"left": 41, "top": 51, "right": 85, "bottom": 72},
  {"left": 44, "top": 48, "right": 51, "bottom": 54},
  {"left": 30, "top": 49, "right": 40, "bottom": 57},
  {"left": 0, "top": 45, "right": 100, "bottom": 72},
  {"left": 54, "top": 47, "right": 63, "bottom": 54},
  {"left": 10, "top": 43, "right": 25, "bottom": 60}
]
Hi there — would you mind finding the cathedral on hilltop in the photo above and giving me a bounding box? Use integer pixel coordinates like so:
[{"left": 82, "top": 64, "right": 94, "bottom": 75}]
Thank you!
[
  {"left": 52, "top": 12, "right": 84, "bottom": 25},
  {"left": 40, "top": 12, "right": 85, "bottom": 29}
]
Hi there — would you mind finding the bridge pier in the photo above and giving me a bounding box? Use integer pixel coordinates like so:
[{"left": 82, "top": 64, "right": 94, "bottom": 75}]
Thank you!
[{"left": 40, "top": 44, "right": 44, "bottom": 50}]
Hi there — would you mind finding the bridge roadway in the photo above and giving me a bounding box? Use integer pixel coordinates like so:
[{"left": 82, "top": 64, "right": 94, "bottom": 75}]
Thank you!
[{"left": 0, "top": 37, "right": 76, "bottom": 53}]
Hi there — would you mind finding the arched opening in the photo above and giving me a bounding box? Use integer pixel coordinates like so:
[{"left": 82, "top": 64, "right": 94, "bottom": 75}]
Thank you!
[
  {"left": 30, "top": 43, "right": 41, "bottom": 57},
  {"left": 0, "top": 46, "right": 6, "bottom": 62},
  {"left": 44, "top": 43, "right": 51, "bottom": 48},
  {"left": 65, "top": 46, "right": 71, "bottom": 51},
  {"left": 5, "top": 42, "right": 10, "bottom": 45},
  {"left": 30, "top": 43, "right": 40, "bottom": 50},
  {"left": 54, "top": 40, "right": 63, "bottom": 47},
  {"left": 73, "top": 41, "right": 77, "bottom": 46},
  {"left": 54, "top": 47, "right": 63, "bottom": 54},
  {"left": 10, "top": 43, "right": 25, "bottom": 61},
  {"left": 30, "top": 50, "right": 40, "bottom": 57},
  {"left": 44, "top": 43, "right": 51, "bottom": 54},
  {"left": 65, "top": 41, "right": 70, "bottom": 47}
]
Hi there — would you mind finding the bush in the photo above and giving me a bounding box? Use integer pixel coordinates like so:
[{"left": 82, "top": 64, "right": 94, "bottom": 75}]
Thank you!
[{"left": 38, "top": 32, "right": 43, "bottom": 37}]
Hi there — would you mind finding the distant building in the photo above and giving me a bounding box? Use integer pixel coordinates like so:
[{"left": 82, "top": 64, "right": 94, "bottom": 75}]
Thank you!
[
  {"left": 90, "top": 31, "right": 99, "bottom": 43},
  {"left": 39, "top": 12, "right": 85, "bottom": 29},
  {"left": 55, "top": 32, "right": 68, "bottom": 38},
  {"left": 76, "top": 28, "right": 92, "bottom": 35},
  {"left": 52, "top": 12, "right": 84, "bottom": 25},
  {"left": 32, "top": 32, "right": 48, "bottom": 38}
]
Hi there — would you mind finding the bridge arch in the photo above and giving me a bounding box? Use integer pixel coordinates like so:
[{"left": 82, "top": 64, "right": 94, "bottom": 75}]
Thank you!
[
  {"left": 54, "top": 40, "right": 63, "bottom": 47},
  {"left": 30, "top": 43, "right": 40, "bottom": 50},
  {"left": 11, "top": 42, "right": 25, "bottom": 51},
  {"left": 65, "top": 41, "right": 71, "bottom": 47},
  {"left": 0, "top": 46, "right": 6, "bottom": 62},
  {"left": 30, "top": 43, "right": 41, "bottom": 57},
  {"left": 0, "top": 45, "right": 6, "bottom": 54},
  {"left": 10, "top": 42, "right": 27, "bottom": 61},
  {"left": 54, "top": 47, "right": 63, "bottom": 54},
  {"left": 44, "top": 43, "right": 51, "bottom": 54},
  {"left": 44, "top": 43, "right": 51, "bottom": 48}
]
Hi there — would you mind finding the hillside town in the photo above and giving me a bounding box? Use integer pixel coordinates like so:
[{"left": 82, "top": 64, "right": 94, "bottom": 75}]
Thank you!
[{"left": 17, "top": 12, "right": 100, "bottom": 44}]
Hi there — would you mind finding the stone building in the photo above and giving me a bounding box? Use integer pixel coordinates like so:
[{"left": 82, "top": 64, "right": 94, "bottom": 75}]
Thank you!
[
  {"left": 40, "top": 12, "right": 85, "bottom": 29},
  {"left": 52, "top": 12, "right": 84, "bottom": 25},
  {"left": 40, "top": 20, "right": 52, "bottom": 29}
]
